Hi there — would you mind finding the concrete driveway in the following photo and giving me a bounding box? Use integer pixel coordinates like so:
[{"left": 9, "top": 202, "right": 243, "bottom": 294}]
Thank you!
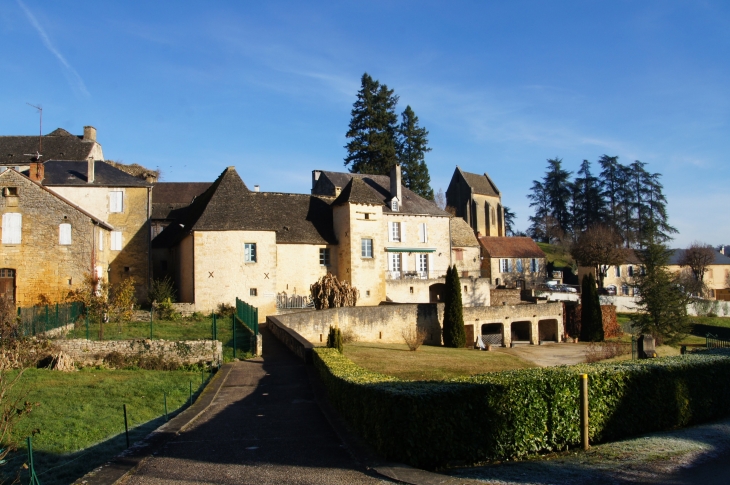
[{"left": 496, "top": 342, "right": 590, "bottom": 367}]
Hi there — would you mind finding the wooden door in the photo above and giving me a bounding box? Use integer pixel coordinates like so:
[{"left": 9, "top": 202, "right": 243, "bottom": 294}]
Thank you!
[
  {"left": 465, "top": 324, "right": 474, "bottom": 348},
  {"left": 0, "top": 269, "right": 15, "bottom": 302}
]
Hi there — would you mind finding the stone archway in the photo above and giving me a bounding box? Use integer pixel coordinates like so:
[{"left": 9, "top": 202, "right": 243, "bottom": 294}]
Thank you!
[
  {"left": 429, "top": 283, "right": 446, "bottom": 303},
  {"left": 481, "top": 323, "right": 503, "bottom": 346},
  {"left": 538, "top": 319, "right": 559, "bottom": 342},
  {"left": 511, "top": 321, "right": 531, "bottom": 343}
]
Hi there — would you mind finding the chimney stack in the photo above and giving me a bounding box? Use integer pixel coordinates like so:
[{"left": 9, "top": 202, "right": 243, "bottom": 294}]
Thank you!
[
  {"left": 83, "top": 126, "right": 97, "bottom": 142},
  {"left": 390, "top": 164, "right": 402, "bottom": 206},
  {"left": 29, "top": 162, "right": 44, "bottom": 182},
  {"left": 312, "top": 170, "right": 322, "bottom": 192},
  {"left": 254, "top": 185, "right": 260, "bottom": 192},
  {"left": 87, "top": 157, "right": 95, "bottom": 184}
]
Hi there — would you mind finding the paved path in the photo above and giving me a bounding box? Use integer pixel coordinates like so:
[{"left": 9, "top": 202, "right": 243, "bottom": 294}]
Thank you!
[
  {"left": 123, "top": 328, "right": 393, "bottom": 485},
  {"left": 496, "top": 342, "right": 590, "bottom": 367}
]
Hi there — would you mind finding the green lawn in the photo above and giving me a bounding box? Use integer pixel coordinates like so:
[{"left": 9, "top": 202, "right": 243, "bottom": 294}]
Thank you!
[
  {"left": 343, "top": 342, "right": 535, "bottom": 381},
  {"left": 61, "top": 316, "right": 253, "bottom": 361},
  {"left": 616, "top": 312, "right": 730, "bottom": 345},
  {"left": 3, "top": 368, "right": 207, "bottom": 485},
  {"left": 536, "top": 242, "right": 575, "bottom": 269}
]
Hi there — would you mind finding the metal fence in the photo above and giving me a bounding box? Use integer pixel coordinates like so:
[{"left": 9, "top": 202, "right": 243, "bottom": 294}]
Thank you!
[
  {"left": 276, "top": 293, "right": 313, "bottom": 309},
  {"left": 706, "top": 333, "right": 730, "bottom": 349},
  {"left": 17, "top": 302, "right": 82, "bottom": 337}
]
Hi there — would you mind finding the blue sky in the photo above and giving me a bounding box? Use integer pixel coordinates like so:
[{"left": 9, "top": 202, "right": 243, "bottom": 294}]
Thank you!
[{"left": 1, "top": 1, "right": 728, "bottom": 246}]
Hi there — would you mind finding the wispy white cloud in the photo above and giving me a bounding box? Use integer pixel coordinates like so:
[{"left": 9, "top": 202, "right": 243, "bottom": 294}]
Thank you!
[{"left": 16, "top": 0, "right": 89, "bottom": 97}]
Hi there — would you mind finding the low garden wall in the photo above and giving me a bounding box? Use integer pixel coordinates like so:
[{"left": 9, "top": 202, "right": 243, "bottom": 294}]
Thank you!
[
  {"left": 267, "top": 316, "right": 314, "bottom": 363},
  {"left": 55, "top": 339, "right": 222, "bottom": 367},
  {"left": 313, "top": 347, "right": 730, "bottom": 469}
]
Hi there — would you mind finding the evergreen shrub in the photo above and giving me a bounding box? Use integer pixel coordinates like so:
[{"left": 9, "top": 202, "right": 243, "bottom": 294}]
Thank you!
[
  {"left": 580, "top": 273, "right": 604, "bottom": 341},
  {"left": 442, "top": 266, "right": 466, "bottom": 348},
  {"left": 313, "top": 347, "right": 730, "bottom": 469},
  {"left": 326, "top": 326, "right": 343, "bottom": 353}
]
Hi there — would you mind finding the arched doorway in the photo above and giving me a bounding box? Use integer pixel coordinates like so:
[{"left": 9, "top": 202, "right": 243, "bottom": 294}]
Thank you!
[
  {"left": 481, "top": 323, "right": 503, "bottom": 346},
  {"left": 538, "top": 319, "right": 559, "bottom": 342},
  {"left": 511, "top": 321, "right": 531, "bottom": 343},
  {"left": 429, "top": 283, "right": 446, "bottom": 303},
  {"left": 0, "top": 268, "right": 15, "bottom": 302}
]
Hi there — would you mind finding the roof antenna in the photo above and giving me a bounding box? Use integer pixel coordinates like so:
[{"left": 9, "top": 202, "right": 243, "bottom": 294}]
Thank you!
[{"left": 25, "top": 103, "right": 43, "bottom": 161}]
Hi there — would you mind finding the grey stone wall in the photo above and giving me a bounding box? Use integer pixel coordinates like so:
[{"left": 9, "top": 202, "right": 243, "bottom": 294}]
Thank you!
[{"left": 55, "top": 339, "right": 222, "bottom": 367}]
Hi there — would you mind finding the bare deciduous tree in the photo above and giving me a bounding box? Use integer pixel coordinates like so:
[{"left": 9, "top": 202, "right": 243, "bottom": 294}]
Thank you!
[
  {"left": 571, "top": 225, "right": 625, "bottom": 288},
  {"left": 678, "top": 242, "right": 716, "bottom": 297}
]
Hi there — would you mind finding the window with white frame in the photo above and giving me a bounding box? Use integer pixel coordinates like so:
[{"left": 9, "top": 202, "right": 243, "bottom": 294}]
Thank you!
[
  {"left": 59, "top": 223, "right": 72, "bottom": 245},
  {"left": 361, "top": 238, "right": 373, "bottom": 258},
  {"left": 244, "top": 243, "right": 257, "bottom": 263},
  {"left": 530, "top": 258, "right": 539, "bottom": 272},
  {"left": 111, "top": 231, "right": 122, "bottom": 250},
  {"left": 109, "top": 191, "right": 124, "bottom": 213},
  {"left": 388, "top": 253, "right": 401, "bottom": 274},
  {"left": 389, "top": 221, "right": 401, "bottom": 242},
  {"left": 417, "top": 254, "right": 428, "bottom": 276},
  {"left": 500, "top": 258, "right": 510, "bottom": 273},
  {"left": 622, "top": 284, "right": 629, "bottom": 296},
  {"left": 419, "top": 223, "right": 428, "bottom": 243},
  {"left": 615, "top": 265, "right": 621, "bottom": 277},
  {"left": 1, "top": 213, "right": 21, "bottom": 244},
  {"left": 516, "top": 259, "right": 523, "bottom": 273},
  {"left": 391, "top": 199, "right": 399, "bottom": 211},
  {"left": 319, "top": 248, "right": 330, "bottom": 266}
]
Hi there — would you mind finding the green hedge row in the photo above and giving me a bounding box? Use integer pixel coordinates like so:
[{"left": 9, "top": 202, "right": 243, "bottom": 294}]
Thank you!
[{"left": 313, "top": 348, "right": 730, "bottom": 469}]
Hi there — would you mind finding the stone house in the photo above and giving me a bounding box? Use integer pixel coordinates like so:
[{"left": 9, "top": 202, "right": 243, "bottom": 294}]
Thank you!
[
  {"left": 446, "top": 167, "right": 505, "bottom": 237},
  {"left": 0, "top": 126, "right": 104, "bottom": 170},
  {"left": 153, "top": 165, "right": 488, "bottom": 318},
  {"left": 34, "top": 160, "right": 152, "bottom": 301},
  {"left": 478, "top": 236, "right": 546, "bottom": 288},
  {"left": 0, "top": 169, "right": 112, "bottom": 305},
  {"left": 150, "top": 182, "right": 212, "bottom": 240},
  {"left": 577, "top": 250, "right": 642, "bottom": 296},
  {"left": 668, "top": 249, "right": 730, "bottom": 300}
]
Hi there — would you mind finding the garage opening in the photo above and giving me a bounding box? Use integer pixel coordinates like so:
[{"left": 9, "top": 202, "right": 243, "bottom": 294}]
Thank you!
[
  {"left": 511, "top": 321, "right": 531, "bottom": 344},
  {"left": 481, "top": 323, "right": 503, "bottom": 346},
  {"left": 538, "top": 319, "right": 559, "bottom": 343}
]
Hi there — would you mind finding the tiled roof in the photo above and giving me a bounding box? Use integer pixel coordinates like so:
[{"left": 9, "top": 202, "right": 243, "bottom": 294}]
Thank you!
[
  {"left": 478, "top": 236, "right": 545, "bottom": 258},
  {"left": 314, "top": 171, "right": 449, "bottom": 216},
  {"left": 458, "top": 168, "right": 500, "bottom": 197},
  {"left": 450, "top": 217, "right": 479, "bottom": 247},
  {"left": 668, "top": 249, "right": 730, "bottom": 266},
  {"left": 332, "top": 177, "right": 383, "bottom": 206},
  {"left": 40, "top": 161, "right": 151, "bottom": 187},
  {"left": 151, "top": 182, "right": 212, "bottom": 220},
  {"left": 153, "top": 167, "right": 337, "bottom": 247},
  {"left": 0, "top": 129, "right": 96, "bottom": 165}
]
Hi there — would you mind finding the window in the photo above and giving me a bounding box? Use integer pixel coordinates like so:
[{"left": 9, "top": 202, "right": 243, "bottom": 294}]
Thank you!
[
  {"left": 109, "top": 191, "right": 124, "bottom": 213},
  {"left": 244, "top": 243, "right": 257, "bottom": 263},
  {"left": 516, "top": 259, "right": 523, "bottom": 273},
  {"left": 417, "top": 254, "right": 428, "bottom": 276},
  {"left": 391, "top": 199, "right": 399, "bottom": 211},
  {"left": 59, "top": 223, "right": 72, "bottom": 245},
  {"left": 1, "top": 213, "right": 21, "bottom": 244},
  {"left": 364, "top": 213, "right": 370, "bottom": 220},
  {"left": 419, "top": 223, "right": 428, "bottom": 243},
  {"left": 530, "top": 258, "right": 539, "bottom": 273},
  {"left": 615, "top": 266, "right": 621, "bottom": 277},
  {"left": 361, "top": 238, "right": 373, "bottom": 258},
  {"left": 389, "top": 253, "right": 401, "bottom": 273},
  {"left": 390, "top": 222, "right": 401, "bottom": 242},
  {"left": 500, "top": 258, "right": 511, "bottom": 273},
  {"left": 250, "top": 288, "right": 258, "bottom": 296},
  {"left": 111, "top": 231, "right": 122, "bottom": 250},
  {"left": 622, "top": 285, "right": 629, "bottom": 296},
  {"left": 455, "top": 249, "right": 463, "bottom": 261},
  {"left": 319, "top": 248, "right": 330, "bottom": 266},
  {"left": 628, "top": 265, "right": 634, "bottom": 277},
  {"left": 3, "top": 187, "right": 18, "bottom": 197}
]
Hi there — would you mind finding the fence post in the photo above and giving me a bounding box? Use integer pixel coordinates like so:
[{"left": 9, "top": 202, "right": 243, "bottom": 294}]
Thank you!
[
  {"left": 55, "top": 303, "right": 59, "bottom": 329},
  {"left": 123, "top": 404, "right": 130, "bottom": 449},
  {"left": 189, "top": 381, "right": 193, "bottom": 405},
  {"left": 580, "top": 373, "right": 589, "bottom": 450},
  {"left": 27, "top": 436, "right": 40, "bottom": 485},
  {"left": 45, "top": 305, "right": 49, "bottom": 333},
  {"left": 232, "top": 314, "right": 237, "bottom": 359},
  {"left": 85, "top": 314, "right": 90, "bottom": 340},
  {"left": 212, "top": 313, "right": 217, "bottom": 341},
  {"left": 164, "top": 392, "right": 168, "bottom": 422},
  {"left": 631, "top": 335, "right": 637, "bottom": 360},
  {"left": 150, "top": 309, "right": 153, "bottom": 340}
]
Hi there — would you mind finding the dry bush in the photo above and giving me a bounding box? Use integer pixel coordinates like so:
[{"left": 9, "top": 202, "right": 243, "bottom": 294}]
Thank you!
[
  {"left": 341, "top": 327, "right": 358, "bottom": 344},
  {"left": 310, "top": 273, "right": 358, "bottom": 309},
  {"left": 402, "top": 326, "right": 427, "bottom": 351},
  {"left": 216, "top": 302, "right": 235, "bottom": 317},
  {"left": 585, "top": 341, "right": 630, "bottom": 363}
]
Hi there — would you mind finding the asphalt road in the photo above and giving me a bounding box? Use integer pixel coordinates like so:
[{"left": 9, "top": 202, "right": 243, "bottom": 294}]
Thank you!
[{"left": 123, "top": 328, "right": 393, "bottom": 485}]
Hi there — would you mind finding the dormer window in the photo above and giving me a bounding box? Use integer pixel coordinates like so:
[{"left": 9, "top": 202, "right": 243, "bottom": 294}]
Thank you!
[{"left": 391, "top": 199, "right": 399, "bottom": 212}]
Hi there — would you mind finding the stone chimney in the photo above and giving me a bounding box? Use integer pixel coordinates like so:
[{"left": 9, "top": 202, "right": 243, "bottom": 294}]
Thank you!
[
  {"left": 389, "top": 164, "right": 402, "bottom": 207},
  {"left": 312, "top": 170, "right": 322, "bottom": 191},
  {"left": 87, "top": 157, "right": 95, "bottom": 184},
  {"left": 254, "top": 185, "right": 260, "bottom": 192},
  {"left": 83, "top": 126, "right": 97, "bottom": 142},
  {"left": 29, "top": 162, "right": 44, "bottom": 182}
]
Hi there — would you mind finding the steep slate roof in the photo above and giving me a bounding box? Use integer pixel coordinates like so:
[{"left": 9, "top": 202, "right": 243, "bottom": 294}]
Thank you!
[
  {"left": 478, "top": 236, "right": 545, "bottom": 258},
  {"left": 668, "top": 249, "right": 730, "bottom": 266},
  {"left": 153, "top": 167, "right": 336, "bottom": 248},
  {"left": 450, "top": 217, "right": 479, "bottom": 247},
  {"left": 0, "top": 169, "right": 113, "bottom": 230},
  {"left": 623, "top": 249, "right": 642, "bottom": 265},
  {"left": 151, "top": 182, "right": 212, "bottom": 220},
  {"left": 332, "top": 177, "right": 383, "bottom": 206},
  {"left": 458, "top": 167, "right": 501, "bottom": 197},
  {"left": 0, "top": 128, "right": 97, "bottom": 165},
  {"left": 40, "top": 161, "right": 151, "bottom": 187},
  {"left": 314, "top": 171, "right": 449, "bottom": 216}
]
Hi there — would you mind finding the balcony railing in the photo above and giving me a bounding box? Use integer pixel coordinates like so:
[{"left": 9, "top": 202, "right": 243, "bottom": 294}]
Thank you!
[{"left": 386, "top": 270, "right": 448, "bottom": 280}]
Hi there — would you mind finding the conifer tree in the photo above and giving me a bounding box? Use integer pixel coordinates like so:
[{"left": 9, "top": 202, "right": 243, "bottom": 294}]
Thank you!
[
  {"left": 344, "top": 73, "right": 399, "bottom": 175},
  {"left": 580, "top": 273, "right": 604, "bottom": 342},
  {"left": 397, "top": 105, "right": 433, "bottom": 200},
  {"left": 443, "top": 266, "right": 466, "bottom": 348}
]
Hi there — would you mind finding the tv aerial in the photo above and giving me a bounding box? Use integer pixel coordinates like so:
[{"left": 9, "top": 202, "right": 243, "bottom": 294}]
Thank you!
[{"left": 26, "top": 103, "right": 43, "bottom": 159}]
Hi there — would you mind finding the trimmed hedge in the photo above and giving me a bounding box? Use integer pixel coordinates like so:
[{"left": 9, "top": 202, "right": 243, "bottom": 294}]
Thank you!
[{"left": 313, "top": 348, "right": 730, "bottom": 469}]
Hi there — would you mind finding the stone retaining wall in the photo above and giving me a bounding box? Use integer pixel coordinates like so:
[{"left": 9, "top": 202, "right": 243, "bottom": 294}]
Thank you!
[{"left": 55, "top": 339, "right": 222, "bottom": 367}]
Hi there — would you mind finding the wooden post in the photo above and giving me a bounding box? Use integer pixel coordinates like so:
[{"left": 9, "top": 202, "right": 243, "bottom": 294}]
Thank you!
[{"left": 580, "top": 373, "right": 589, "bottom": 450}]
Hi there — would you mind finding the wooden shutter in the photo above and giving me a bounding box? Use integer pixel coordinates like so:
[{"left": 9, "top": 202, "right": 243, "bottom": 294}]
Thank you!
[
  {"left": 59, "top": 224, "right": 72, "bottom": 245},
  {"left": 110, "top": 191, "right": 123, "bottom": 213},
  {"left": 112, "top": 231, "right": 122, "bottom": 250},
  {"left": 2, "top": 213, "right": 21, "bottom": 244},
  {"left": 388, "top": 222, "right": 394, "bottom": 242},
  {"left": 400, "top": 222, "right": 406, "bottom": 242}
]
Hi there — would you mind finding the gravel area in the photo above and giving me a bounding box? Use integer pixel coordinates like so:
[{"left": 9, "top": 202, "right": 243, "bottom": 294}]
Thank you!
[{"left": 495, "top": 342, "right": 590, "bottom": 367}]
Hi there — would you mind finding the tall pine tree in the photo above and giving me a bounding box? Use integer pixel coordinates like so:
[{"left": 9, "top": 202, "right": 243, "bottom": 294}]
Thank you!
[
  {"left": 344, "top": 73, "right": 399, "bottom": 175},
  {"left": 397, "top": 105, "right": 434, "bottom": 200}
]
